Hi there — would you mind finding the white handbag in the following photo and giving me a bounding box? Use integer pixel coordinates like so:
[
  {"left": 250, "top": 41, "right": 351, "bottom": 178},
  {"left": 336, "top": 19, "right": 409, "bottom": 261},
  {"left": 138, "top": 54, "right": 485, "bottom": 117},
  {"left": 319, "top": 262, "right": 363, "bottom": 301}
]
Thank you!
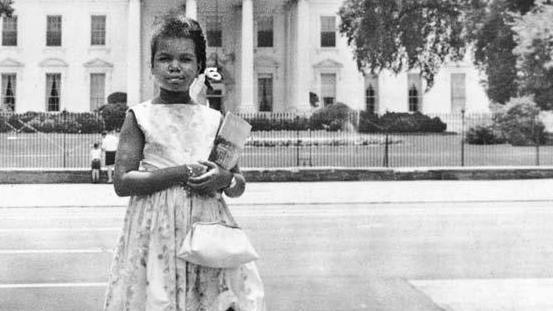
[{"left": 178, "top": 221, "right": 260, "bottom": 268}]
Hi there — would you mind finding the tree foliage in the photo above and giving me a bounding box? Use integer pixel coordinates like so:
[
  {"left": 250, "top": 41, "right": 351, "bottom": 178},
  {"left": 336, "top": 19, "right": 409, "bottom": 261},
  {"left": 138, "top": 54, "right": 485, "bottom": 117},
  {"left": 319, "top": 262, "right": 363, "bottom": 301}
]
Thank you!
[
  {"left": 511, "top": 1, "right": 553, "bottom": 109},
  {"left": 338, "top": 0, "right": 471, "bottom": 89},
  {"left": 493, "top": 96, "right": 546, "bottom": 145},
  {"left": 337, "top": 0, "right": 549, "bottom": 107},
  {"left": 107, "top": 92, "right": 127, "bottom": 105},
  {"left": 0, "top": 0, "right": 14, "bottom": 17},
  {"left": 469, "top": 0, "right": 536, "bottom": 104}
]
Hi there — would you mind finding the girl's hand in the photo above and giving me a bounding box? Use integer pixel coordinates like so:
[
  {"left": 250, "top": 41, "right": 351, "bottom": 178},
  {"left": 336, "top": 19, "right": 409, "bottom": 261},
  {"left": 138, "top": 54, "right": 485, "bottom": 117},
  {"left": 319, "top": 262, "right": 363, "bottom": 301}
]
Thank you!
[
  {"left": 186, "top": 160, "right": 233, "bottom": 195},
  {"left": 185, "top": 162, "right": 208, "bottom": 177}
]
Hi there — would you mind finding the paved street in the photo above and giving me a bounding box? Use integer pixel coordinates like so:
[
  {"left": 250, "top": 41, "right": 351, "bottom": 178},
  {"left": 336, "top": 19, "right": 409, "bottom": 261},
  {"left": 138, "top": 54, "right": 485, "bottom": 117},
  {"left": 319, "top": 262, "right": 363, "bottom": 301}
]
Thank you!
[{"left": 1, "top": 180, "right": 553, "bottom": 311}]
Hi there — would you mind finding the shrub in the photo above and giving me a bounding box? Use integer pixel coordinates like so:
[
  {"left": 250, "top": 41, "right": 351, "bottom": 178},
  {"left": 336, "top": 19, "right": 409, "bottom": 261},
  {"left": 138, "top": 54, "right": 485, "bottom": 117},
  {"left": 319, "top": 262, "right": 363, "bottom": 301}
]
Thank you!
[
  {"left": 358, "top": 111, "right": 447, "bottom": 133},
  {"left": 2, "top": 111, "right": 104, "bottom": 133},
  {"left": 72, "top": 112, "right": 105, "bottom": 133},
  {"left": 465, "top": 125, "right": 506, "bottom": 144},
  {"left": 380, "top": 112, "right": 447, "bottom": 132},
  {"left": 0, "top": 113, "right": 12, "bottom": 132},
  {"left": 99, "top": 103, "right": 127, "bottom": 131},
  {"left": 243, "top": 114, "right": 310, "bottom": 131},
  {"left": 27, "top": 115, "right": 56, "bottom": 133},
  {"left": 493, "top": 96, "right": 546, "bottom": 146},
  {"left": 309, "top": 102, "right": 357, "bottom": 131},
  {"left": 8, "top": 112, "right": 40, "bottom": 132},
  {"left": 358, "top": 111, "right": 382, "bottom": 132},
  {"left": 107, "top": 92, "right": 127, "bottom": 105}
]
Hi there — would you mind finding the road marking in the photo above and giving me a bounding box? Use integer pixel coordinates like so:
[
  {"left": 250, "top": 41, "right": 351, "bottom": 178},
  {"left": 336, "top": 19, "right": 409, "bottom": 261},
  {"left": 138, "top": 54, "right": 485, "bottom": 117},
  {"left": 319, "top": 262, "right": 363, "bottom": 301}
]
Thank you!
[
  {"left": 410, "top": 278, "right": 553, "bottom": 311},
  {"left": 0, "top": 248, "right": 112, "bottom": 254},
  {"left": 0, "top": 282, "right": 107, "bottom": 289}
]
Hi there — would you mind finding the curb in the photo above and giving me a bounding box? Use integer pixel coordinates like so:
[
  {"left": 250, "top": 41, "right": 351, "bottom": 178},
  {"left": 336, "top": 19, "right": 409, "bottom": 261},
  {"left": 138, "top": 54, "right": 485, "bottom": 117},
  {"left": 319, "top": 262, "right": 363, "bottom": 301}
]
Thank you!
[{"left": 2, "top": 166, "right": 553, "bottom": 183}]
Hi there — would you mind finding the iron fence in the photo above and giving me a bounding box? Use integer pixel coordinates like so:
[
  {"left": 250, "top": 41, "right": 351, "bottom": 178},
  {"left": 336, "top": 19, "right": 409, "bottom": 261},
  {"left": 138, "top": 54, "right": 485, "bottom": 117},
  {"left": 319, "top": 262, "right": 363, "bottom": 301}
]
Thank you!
[{"left": 1, "top": 110, "right": 552, "bottom": 168}]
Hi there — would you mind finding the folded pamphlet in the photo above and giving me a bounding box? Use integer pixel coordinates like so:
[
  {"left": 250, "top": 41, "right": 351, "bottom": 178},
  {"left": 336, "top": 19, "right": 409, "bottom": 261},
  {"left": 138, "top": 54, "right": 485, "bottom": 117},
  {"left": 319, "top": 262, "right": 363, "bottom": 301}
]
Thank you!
[{"left": 209, "top": 112, "right": 252, "bottom": 170}]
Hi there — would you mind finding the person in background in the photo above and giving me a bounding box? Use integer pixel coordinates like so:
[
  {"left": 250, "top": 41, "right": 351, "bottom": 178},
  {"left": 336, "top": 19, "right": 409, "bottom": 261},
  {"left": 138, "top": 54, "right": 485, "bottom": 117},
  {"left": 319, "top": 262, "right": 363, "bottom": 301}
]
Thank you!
[
  {"left": 90, "top": 142, "right": 102, "bottom": 183},
  {"left": 101, "top": 130, "right": 119, "bottom": 183}
]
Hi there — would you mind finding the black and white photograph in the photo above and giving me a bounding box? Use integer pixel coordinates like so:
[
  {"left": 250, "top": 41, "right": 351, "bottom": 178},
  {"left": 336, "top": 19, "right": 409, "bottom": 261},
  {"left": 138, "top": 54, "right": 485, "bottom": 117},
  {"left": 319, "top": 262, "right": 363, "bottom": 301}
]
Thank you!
[{"left": 1, "top": 0, "right": 553, "bottom": 310}]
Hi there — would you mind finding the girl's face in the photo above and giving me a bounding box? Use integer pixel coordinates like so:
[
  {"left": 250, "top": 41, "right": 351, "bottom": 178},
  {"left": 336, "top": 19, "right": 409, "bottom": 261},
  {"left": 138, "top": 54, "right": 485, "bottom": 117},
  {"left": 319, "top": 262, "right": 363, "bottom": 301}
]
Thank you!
[{"left": 151, "top": 37, "right": 199, "bottom": 93}]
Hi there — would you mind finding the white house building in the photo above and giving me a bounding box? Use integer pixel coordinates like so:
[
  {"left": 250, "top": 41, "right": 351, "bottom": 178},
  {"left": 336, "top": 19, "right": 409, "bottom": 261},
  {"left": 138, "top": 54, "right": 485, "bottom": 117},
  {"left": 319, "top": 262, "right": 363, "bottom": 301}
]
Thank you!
[{"left": 0, "top": 0, "right": 490, "bottom": 115}]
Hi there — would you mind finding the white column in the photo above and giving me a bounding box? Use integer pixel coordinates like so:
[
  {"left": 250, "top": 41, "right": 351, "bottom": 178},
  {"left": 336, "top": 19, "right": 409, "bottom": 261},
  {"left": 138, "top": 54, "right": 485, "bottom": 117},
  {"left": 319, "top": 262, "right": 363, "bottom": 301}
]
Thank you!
[
  {"left": 186, "top": 0, "right": 197, "bottom": 20},
  {"left": 240, "top": 0, "right": 255, "bottom": 112},
  {"left": 294, "top": 0, "right": 310, "bottom": 112},
  {"left": 127, "top": 0, "right": 141, "bottom": 105}
]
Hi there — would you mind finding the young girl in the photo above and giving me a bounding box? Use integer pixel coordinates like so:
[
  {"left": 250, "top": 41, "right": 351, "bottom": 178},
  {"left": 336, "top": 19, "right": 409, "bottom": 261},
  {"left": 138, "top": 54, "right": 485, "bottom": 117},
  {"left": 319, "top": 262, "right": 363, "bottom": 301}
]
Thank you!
[{"left": 104, "top": 13, "right": 264, "bottom": 311}]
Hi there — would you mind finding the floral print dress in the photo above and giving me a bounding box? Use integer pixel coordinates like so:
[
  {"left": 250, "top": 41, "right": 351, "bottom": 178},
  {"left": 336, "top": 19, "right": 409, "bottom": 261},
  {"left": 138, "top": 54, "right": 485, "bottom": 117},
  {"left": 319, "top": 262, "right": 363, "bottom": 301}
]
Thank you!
[{"left": 104, "top": 101, "right": 265, "bottom": 311}]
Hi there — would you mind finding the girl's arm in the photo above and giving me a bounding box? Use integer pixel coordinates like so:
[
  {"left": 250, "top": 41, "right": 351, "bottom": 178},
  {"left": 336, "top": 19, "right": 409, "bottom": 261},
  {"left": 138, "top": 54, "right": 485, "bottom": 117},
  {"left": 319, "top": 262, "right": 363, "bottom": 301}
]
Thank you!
[{"left": 113, "top": 111, "right": 195, "bottom": 197}]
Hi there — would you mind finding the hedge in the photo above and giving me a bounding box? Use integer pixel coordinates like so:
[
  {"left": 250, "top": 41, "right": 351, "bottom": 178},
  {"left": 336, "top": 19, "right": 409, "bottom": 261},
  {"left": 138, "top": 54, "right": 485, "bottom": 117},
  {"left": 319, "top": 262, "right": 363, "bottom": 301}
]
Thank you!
[
  {"left": 243, "top": 115, "right": 311, "bottom": 131},
  {"left": 465, "top": 125, "right": 506, "bottom": 145},
  {"left": 0, "top": 104, "right": 447, "bottom": 134},
  {"left": 309, "top": 103, "right": 358, "bottom": 131},
  {"left": 0, "top": 111, "right": 105, "bottom": 133},
  {"left": 359, "top": 111, "right": 447, "bottom": 133}
]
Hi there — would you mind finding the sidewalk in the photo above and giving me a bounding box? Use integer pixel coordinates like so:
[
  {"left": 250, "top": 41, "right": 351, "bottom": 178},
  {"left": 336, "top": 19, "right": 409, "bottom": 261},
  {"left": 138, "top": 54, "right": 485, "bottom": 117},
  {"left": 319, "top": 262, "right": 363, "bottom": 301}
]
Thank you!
[{"left": 1, "top": 178, "right": 553, "bottom": 208}]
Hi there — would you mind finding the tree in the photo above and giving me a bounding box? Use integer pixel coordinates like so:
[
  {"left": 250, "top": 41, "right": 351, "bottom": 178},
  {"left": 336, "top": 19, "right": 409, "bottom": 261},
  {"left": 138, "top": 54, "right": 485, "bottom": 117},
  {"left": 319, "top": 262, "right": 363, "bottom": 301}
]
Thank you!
[
  {"left": 338, "top": 0, "right": 472, "bottom": 89},
  {"left": 511, "top": 1, "right": 553, "bottom": 109},
  {"left": 0, "top": 0, "right": 14, "bottom": 17},
  {"left": 337, "top": 0, "right": 543, "bottom": 105},
  {"left": 469, "top": 0, "right": 537, "bottom": 104}
]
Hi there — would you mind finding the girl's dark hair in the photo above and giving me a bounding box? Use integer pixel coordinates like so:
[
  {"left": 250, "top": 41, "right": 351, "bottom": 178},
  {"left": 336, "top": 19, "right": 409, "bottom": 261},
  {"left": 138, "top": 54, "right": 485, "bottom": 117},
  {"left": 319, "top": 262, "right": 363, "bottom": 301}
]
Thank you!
[{"left": 150, "top": 11, "right": 206, "bottom": 74}]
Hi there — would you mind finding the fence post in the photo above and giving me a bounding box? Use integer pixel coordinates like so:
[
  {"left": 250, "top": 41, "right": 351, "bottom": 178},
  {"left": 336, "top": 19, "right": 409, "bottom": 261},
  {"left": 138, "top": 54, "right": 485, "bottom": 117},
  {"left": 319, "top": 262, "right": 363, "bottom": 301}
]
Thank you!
[
  {"left": 308, "top": 128, "right": 313, "bottom": 166},
  {"left": 62, "top": 109, "right": 67, "bottom": 168},
  {"left": 296, "top": 118, "right": 300, "bottom": 167},
  {"left": 383, "top": 129, "right": 389, "bottom": 167},
  {"left": 535, "top": 113, "right": 540, "bottom": 166},
  {"left": 461, "top": 109, "right": 465, "bottom": 167}
]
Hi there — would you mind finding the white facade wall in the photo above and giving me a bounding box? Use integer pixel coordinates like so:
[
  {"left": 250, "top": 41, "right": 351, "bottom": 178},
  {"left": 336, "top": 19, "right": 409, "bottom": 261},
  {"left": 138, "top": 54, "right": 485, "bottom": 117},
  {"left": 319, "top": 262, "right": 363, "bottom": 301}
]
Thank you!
[
  {"left": 0, "top": 0, "right": 128, "bottom": 113},
  {"left": 423, "top": 55, "right": 490, "bottom": 114},
  {"left": 309, "top": 0, "right": 365, "bottom": 111},
  {"left": 1, "top": 0, "right": 490, "bottom": 115}
]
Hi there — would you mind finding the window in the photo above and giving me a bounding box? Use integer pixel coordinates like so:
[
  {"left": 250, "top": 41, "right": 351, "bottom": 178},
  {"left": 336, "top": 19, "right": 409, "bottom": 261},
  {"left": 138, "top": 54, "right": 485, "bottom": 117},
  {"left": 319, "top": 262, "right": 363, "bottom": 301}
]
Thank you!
[
  {"left": 408, "top": 86, "right": 419, "bottom": 112},
  {"left": 407, "top": 73, "right": 422, "bottom": 112},
  {"left": 91, "top": 15, "right": 106, "bottom": 46},
  {"left": 321, "top": 73, "right": 336, "bottom": 106},
  {"left": 206, "top": 15, "right": 222, "bottom": 47},
  {"left": 320, "top": 16, "right": 336, "bottom": 47},
  {"left": 46, "top": 16, "right": 62, "bottom": 46},
  {"left": 258, "top": 74, "right": 273, "bottom": 112},
  {"left": 46, "top": 73, "right": 61, "bottom": 111},
  {"left": 257, "top": 16, "right": 273, "bottom": 47},
  {"left": 1, "top": 73, "right": 16, "bottom": 111},
  {"left": 451, "top": 73, "right": 466, "bottom": 114},
  {"left": 2, "top": 16, "right": 17, "bottom": 46},
  {"left": 364, "top": 74, "right": 378, "bottom": 114},
  {"left": 90, "top": 73, "right": 106, "bottom": 111}
]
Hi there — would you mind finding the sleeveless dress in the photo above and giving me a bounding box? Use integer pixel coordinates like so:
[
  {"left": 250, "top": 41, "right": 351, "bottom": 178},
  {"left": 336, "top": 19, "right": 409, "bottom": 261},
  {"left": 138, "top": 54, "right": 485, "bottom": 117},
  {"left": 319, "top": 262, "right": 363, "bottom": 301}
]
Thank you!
[{"left": 103, "top": 101, "right": 265, "bottom": 311}]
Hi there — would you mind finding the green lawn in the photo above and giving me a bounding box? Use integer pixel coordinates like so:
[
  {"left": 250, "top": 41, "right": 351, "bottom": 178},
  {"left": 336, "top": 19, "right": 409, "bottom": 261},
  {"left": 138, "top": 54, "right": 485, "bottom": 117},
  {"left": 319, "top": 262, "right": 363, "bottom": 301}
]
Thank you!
[{"left": 1, "top": 132, "right": 551, "bottom": 168}]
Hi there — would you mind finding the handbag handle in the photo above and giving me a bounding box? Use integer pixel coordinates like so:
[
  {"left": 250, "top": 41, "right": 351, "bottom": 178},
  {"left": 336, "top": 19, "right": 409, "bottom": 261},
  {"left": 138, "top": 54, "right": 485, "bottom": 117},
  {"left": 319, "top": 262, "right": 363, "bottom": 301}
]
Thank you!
[{"left": 192, "top": 221, "right": 241, "bottom": 229}]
